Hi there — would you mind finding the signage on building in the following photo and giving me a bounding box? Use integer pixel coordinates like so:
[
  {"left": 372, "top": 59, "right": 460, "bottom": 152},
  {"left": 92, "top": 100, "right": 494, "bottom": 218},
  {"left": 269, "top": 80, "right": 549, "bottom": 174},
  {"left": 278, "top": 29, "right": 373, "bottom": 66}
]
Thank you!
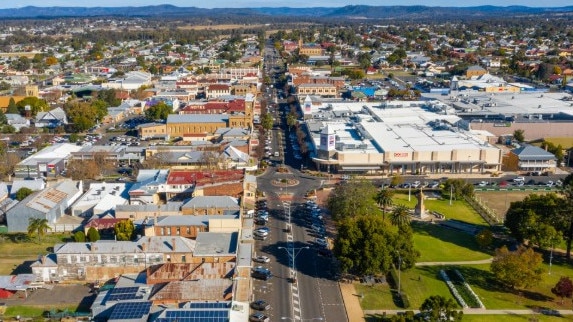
[{"left": 393, "top": 152, "right": 409, "bottom": 158}]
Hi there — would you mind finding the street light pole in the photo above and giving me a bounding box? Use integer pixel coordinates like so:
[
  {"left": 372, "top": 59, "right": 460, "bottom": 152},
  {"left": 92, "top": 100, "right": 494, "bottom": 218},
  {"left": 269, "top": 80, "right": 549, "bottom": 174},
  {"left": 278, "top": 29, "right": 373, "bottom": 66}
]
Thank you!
[
  {"left": 396, "top": 251, "right": 402, "bottom": 295},
  {"left": 278, "top": 246, "right": 309, "bottom": 283}
]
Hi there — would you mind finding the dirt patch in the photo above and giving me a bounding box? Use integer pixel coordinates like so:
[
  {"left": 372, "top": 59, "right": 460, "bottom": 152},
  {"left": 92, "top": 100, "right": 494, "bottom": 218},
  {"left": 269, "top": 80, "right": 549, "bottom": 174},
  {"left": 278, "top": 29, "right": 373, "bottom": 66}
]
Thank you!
[{"left": 474, "top": 191, "right": 549, "bottom": 219}]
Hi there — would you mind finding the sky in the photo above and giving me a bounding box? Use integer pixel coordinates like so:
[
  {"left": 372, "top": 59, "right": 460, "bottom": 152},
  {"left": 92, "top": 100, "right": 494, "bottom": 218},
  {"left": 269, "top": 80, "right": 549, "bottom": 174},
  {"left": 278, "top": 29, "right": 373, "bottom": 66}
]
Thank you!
[{"left": 0, "top": 1, "right": 571, "bottom": 9}]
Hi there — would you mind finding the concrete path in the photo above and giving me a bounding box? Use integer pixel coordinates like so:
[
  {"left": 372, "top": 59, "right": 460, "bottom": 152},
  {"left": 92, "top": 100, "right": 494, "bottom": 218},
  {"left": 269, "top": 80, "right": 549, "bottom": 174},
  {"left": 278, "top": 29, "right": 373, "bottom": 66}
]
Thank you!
[
  {"left": 415, "top": 258, "right": 493, "bottom": 266},
  {"left": 339, "top": 282, "right": 366, "bottom": 322}
]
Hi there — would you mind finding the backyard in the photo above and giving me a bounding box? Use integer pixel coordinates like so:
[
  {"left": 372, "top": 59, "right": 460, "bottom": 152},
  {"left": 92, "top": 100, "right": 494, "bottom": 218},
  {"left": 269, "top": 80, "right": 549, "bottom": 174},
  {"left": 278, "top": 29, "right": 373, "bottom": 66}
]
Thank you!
[{"left": 0, "top": 233, "right": 71, "bottom": 275}]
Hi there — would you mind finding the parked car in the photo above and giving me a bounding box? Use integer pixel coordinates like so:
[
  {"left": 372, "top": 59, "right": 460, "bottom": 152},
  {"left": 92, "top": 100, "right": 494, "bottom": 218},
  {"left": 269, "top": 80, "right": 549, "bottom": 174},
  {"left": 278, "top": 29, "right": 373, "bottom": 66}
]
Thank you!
[
  {"left": 252, "top": 267, "right": 272, "bottom": 280},
  {"left": 253, "top": 255, "right": 270, "bottom": 263},
  {"left": 249, "top": 312, "right": 270, "bottom": 322},
  {"left": 513, "top": 176, "right": 525, "bottom": 183},
  {"left": 315, "top": 238, "right": 329, "bottom": 248},
  {"left": 250, "top": 300, "right": 270, "bottom": 311}
]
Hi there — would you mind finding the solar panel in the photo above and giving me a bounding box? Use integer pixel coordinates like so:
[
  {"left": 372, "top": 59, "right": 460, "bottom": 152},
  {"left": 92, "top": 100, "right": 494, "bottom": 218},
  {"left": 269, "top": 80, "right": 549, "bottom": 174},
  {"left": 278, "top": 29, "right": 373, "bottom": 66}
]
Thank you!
[
  {"left": 108, "top": 301, "right": 152, "bottom": 321},
  {"left": 187, "top": 302, "right": 230, "bottom": 309},
  {"left": 106, "top": 287, "right": 144, "bottom": 302}
]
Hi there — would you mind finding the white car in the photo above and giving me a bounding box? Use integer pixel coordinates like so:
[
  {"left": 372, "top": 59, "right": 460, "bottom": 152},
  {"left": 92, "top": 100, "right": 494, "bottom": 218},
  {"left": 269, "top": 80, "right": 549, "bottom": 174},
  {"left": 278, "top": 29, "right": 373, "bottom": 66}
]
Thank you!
[
  {"left": 253, "top": 255, "right": 270, "bottom": 263},
  {"left": 513, "top": 176, "right": 525, "bottom": 183}
]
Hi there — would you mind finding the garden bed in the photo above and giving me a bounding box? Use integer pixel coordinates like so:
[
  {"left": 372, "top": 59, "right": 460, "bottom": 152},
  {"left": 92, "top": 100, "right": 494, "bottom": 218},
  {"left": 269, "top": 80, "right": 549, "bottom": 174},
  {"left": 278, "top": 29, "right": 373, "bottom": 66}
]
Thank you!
[{"left": 441, "top": 269, "right": 484, "bottom": 309}]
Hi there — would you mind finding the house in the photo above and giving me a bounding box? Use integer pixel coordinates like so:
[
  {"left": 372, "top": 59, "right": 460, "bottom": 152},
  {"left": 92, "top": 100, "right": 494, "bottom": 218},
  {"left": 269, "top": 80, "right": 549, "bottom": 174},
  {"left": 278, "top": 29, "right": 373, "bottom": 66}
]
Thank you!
[
  {"left": 115, "top": 202, "right": 183, "bottom": 221},
  {"left": 128, "top": 169, "right": 169, "bottom": 205},
  {"left": 6, "top": 180, "right": 83, "bottom": 232},
  {"left": 505, "top": 145, "right": 557, "bottom": 173},
  {"left": 5, "top": 113, "right": 30, "bottom": 131},
  {"left": 141, "top": 214, "right": 240, "bottom": 238},
  {"left": 205, "top": 84, "right": 231, "bottom": 99},
  {"left": 181, "top": 196, "right": 240, "bottom": 216},
  {"left": 31, "top": 235, "right": 197, "bottom": 282},
  {"left": 34, "top": 107, "right": 68, "bottom": 128}
]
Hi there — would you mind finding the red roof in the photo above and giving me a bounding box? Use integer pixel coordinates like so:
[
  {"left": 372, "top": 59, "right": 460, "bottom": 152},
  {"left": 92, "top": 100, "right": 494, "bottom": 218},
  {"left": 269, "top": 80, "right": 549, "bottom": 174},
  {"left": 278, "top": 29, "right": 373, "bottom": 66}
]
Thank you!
[
  {"left": 167, "top": 170, "right": 244, "bottom": 186},
  {"left": 207, "top": 84, "right": 230, "bottom": 91},
  {"left": 85, "top": 218, "right": 124, "bottom": 230}
]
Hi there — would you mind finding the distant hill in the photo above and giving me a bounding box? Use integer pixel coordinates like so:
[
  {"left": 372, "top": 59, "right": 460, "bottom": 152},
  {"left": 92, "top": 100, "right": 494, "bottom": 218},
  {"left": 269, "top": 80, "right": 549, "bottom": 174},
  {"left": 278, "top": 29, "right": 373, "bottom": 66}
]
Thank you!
[{"left": 0, "top": 5, "right": 571, "bottom": 19}]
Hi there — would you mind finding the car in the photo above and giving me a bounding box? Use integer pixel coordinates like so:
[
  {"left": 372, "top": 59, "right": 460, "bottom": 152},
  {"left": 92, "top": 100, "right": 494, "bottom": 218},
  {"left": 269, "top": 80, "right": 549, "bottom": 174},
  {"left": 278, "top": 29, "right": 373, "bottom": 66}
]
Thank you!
[
  {"left": 249, "top": 312, "right": 270, "bottom": 322},
  {"left": 255, "top": 227, "right": 271, "bottom": 233},
  {"left": 513, "top": 176, "right": 525, "bottom": 183},
  {"left": 547, "top": 181, "right": 554, "bottom": 187},
  {"left": 317, "top": 248, "right": 333, "bottom": 257},
  {"left": 252, "top": 267, "right": 272, "bottom": 280},
  {"left": 428, "top": 181, "right": 440, "bottom": 189},
  {"left": 253, "top": 255, "right": 270, "bottom": 263},
  {"left": 253, "top": 230, "right": 269, "bottom": 238},
  {"left": 315, "top": 238, "right": 329, "bottom": 248},
  {"left": 477, "top": 181, "right": 488, "bottom": 187},
  {"left": 250, "top": 300, "right": 270, "bottom": 311}
]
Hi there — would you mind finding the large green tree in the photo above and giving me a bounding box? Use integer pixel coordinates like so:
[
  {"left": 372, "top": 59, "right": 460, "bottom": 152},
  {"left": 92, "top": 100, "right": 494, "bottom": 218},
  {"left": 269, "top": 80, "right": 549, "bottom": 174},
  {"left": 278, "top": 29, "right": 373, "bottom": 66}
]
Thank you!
[
  {"left": 15, "top": 187, "right": 34, "bottom": 201},
  {"left": 490, "top": 245, "right": 544, "bottom": 289},
  {"left": 260, "top": 113, "right": 274, "bottom": 131},
  {"left": 441, "top": 179, "right": 474, "bottom": 200},
  {"left": 560, "top": 174, "right": 573, "bottom": 258},
  {"left": 114, "top": 220, "right": 135, "bottom": 241},
  {"left": 419, "top": 295, "right": 463, "bottom": 322},
  {"left": 145, "top": 101, "right": 172, "bottom": 121},
  {"left": 504, "top": 193, "right": 564, "bottom": 250},
  {"left": 17, "top": 97, "right": 49, "bottom": 117},
  {"left": 333, "top": 215, "right": 418, "bottom": 276},
  {"left": 87, "top": 227, "right": 101, "bottom": 242},
  {"left": 326, "top": 179, "right": 380, "bottom": 220}
]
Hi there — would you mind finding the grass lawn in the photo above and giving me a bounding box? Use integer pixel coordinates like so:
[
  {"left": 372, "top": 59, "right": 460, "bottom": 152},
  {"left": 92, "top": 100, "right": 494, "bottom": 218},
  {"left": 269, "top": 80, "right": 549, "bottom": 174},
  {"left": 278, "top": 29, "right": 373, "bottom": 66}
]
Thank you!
[
  {"left": 366, "top": 314, "right": 570, "bottom": 322},
  {"left": 356, "top": 265, "right": 458, "bottom": 310},
  {"left": 462, "top": 315, "right": 567, "bottom": 322},
  {"left": 418, "top": 262, "right": 573, "bottom": 311},
  {"left": 0, "top": 233, "right": 72, "bottom": 275},
  {"left": 5, "top": 305, "right": 78, "bottom": 318},
  {"left": 359, "top": 258, "right": 573, "bottom": 311},
  {"left": 393, "top": 192, "right": 488, "bottom": 226},
  {"left": 412, "top": 222, "right": 491, "bottom": 262}
]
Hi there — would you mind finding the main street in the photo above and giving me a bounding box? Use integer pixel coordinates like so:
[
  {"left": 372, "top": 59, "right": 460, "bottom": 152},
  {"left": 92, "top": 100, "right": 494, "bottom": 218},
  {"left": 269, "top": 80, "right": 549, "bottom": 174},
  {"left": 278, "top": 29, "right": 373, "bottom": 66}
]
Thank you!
[{"left": 254, "top": 162, "right": 348, "bottom": 322}]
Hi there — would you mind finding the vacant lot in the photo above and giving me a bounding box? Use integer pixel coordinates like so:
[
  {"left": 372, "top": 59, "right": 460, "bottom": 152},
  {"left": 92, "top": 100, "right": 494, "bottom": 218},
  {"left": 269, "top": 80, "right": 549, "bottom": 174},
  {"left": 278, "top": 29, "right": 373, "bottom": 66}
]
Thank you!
[
  {"left": 0, "top": 233, "right": 72, "bottom": 275},
  {"left": 474, "top": 191, "right": 549, "bottom": 219}
]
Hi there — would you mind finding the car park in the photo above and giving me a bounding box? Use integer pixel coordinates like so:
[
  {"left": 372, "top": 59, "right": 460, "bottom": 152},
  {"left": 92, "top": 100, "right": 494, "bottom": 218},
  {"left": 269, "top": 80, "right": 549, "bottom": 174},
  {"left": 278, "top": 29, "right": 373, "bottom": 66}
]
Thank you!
[{"left": 250, "top": 300, "right": 270, "bottom": 311}]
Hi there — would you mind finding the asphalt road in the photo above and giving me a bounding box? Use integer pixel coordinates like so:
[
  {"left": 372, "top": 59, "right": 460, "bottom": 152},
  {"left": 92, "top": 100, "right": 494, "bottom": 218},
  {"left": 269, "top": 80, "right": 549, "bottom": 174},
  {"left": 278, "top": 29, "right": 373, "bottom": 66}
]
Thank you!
[{"left": 255, "top": 163, "right": 348, "bottom": 322}]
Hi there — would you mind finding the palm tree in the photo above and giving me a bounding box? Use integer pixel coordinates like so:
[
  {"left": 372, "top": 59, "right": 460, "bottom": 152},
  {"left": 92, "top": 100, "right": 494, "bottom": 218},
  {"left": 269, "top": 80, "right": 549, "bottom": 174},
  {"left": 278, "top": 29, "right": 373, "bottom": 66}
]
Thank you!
[
  {"left": 390, "top": 204, "right": 411, "bottom": 228},
  {"left": 27, "top": 218, "right": 51, "bottom": 243},
  {"left": 375, "top": 189, "right": 394, "bottom": 220}
]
